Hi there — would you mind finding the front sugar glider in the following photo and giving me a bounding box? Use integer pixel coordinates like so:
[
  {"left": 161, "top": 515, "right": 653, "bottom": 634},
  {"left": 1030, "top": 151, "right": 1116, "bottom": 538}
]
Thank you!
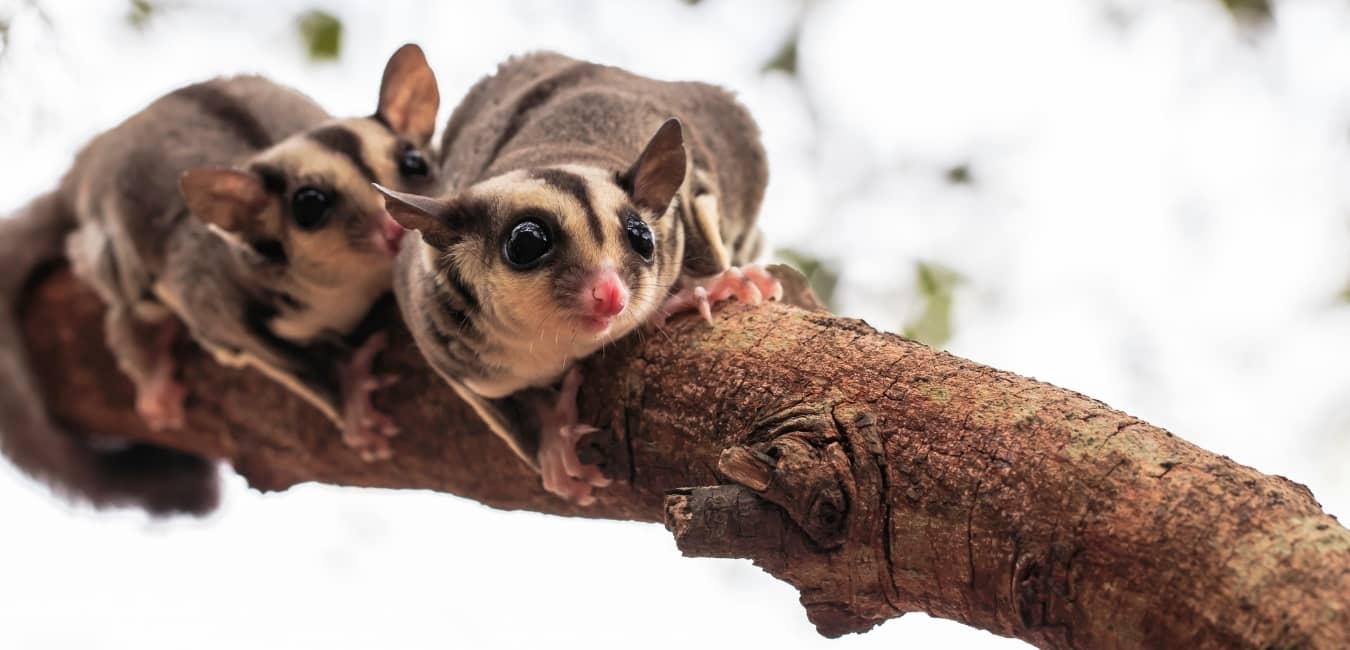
[
  {"left": 57, "top": 44, "right": 442, "bottom": 463},
  {"left": 375, "top": 52, "right": 782, "bottom": 503}
]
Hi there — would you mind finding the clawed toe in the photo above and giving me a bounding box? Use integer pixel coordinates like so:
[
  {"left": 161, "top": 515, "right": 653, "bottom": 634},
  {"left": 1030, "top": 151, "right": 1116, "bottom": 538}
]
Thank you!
[
  {"left": 361, "top": 376, "right": 399, "bottom": 391},
  {"left": 344, "top": 409, "right": 398, "bottom": 461},
  {"left": 560, "top": 423, "right": 600, "bottom": 441},
  {"left": 356, "top": 443, "right": 393, "bottom": 463},
  {"left": 743, "top": 265, "right": 784, "bottom": 301},
  {"left": 536, "top": 371, "right": 610, "bottom": 503},
  {"left": 657, "top": 265, "right": 784, "bottom": 326},
  {"left": 136, "top": 379, "right": 187, "bottom": 431},
  {"left": 340, "top": 333, "right": 399, "bottom": 461},
  {"left": 736, "top": 264, "right": 781, "bottom": 305},
  {"left": 540, "top": 450, "right": 599, "bottom": 504}
]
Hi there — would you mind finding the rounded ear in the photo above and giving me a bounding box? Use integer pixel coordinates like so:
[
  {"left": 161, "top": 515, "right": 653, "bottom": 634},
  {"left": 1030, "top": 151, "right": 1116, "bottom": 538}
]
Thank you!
[
  {"left": 623, "top": 118, "right": 687, "bottom": 216},
  {"left": 376, "top": 43, "right": 440, "bottom": 144},
  {"left": 179, "top": 168, "right": 268, "bottom": 233},
  {"left": 372, "top": 183, "right": 457, "bottom": 249}
]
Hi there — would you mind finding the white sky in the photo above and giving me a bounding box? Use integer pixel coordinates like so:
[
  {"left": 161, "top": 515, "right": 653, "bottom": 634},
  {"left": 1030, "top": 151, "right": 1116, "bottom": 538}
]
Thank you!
[{"left": 1, "top": 1, "right": 1347, "bottom": 648}]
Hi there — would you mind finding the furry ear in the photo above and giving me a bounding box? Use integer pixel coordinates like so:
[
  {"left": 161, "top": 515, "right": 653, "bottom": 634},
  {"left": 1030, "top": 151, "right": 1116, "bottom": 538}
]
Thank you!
[
  {"left": 623, "top": 118, "right": 687, "bottom": 216},
  {"left": 179, "top": 168, "right": 269, "bottom": 233},
  {"left": 372, "top": 184, "right": 457, "bottom": 249},
  {"left": 376, "top": 44, "right": 440, "bottom": 144}
]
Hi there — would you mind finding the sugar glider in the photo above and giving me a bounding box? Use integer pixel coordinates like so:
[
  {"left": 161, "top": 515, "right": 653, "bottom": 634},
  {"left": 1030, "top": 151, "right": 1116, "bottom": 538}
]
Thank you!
[
  {"left": 0, "top": 44, "right": 440, "bottom": 512},
  {"left": 377, "top": 52, "right": 780, "bottom": 504}
]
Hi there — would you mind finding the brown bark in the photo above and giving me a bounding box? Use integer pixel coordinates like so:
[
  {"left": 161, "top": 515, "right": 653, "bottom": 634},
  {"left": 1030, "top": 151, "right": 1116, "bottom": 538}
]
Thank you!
[{"left": 18, "top": 266, "right": 1350, "bottom": 649}]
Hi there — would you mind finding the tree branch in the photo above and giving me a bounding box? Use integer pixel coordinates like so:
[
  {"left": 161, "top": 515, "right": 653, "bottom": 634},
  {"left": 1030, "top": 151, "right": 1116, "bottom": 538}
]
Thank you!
[{"left": 18, "top": 267, "right": 1350, "bottom": 649}]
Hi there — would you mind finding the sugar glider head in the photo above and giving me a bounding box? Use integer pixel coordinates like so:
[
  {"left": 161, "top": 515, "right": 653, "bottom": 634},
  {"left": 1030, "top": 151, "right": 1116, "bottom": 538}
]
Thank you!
[
  {"left": 179, "top": 43, "right": 441, "bottom": 293},
  {"left": 379, "top": 118, "right": 689, "bottom": 347}
]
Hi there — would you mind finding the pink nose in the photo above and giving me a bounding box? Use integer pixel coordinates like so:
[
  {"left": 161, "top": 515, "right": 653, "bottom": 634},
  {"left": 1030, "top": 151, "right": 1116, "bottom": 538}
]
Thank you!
[{"left": 588, "top": 271, "right": 627, "bottom": 318}]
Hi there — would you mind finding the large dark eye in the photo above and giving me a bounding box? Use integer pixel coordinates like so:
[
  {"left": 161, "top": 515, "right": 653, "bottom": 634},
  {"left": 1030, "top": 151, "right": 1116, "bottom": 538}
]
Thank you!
[
  {"left": 291, "top": 187, "right": 332, "bottom": 230},
  {"left": 624, "top": 212, "right": 654, "bottom": 261},
  {"left": 503, "top": 220, "right": 552, "bottom": 268},
  {"left": 399, "top": 146, "right": 430, "bottom": 178}
]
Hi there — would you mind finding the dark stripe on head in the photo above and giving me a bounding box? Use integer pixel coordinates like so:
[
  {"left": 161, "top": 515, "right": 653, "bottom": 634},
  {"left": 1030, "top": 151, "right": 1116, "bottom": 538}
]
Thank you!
[
  {"left": 441, "top": 198, "right": 494, "bottom": 243},
  {"left": 532, "top": 168, "right": 604, "bottom": 245},
  {"left": 437, "top": 294, "right": 476, "bottom": 338},
  {"left": 173, "top": 83, "right": 274, "bottom": 150},
  {"left": 428, "top": 270, "right": 475, "bottom": 328},
  {"left": 443, "top": 263, "right": 481, "bottom": 313},
  {"left": 250, "top": 239, "right": 288, "bottom": 266},
  {"left": 308, "top": 125, "right": 377, "bottom": 183},
  {"left": 249, "top": 163, "right": 287, "bottom": 195},
  {"left": 264, "top": 288, "right": 306, "bottom": 312},
  {"left": 369, "top": 112, "right": 393, "bottom": 133},
  {"left": 421, "top": 304, "right": 486, "bottom": 376}
]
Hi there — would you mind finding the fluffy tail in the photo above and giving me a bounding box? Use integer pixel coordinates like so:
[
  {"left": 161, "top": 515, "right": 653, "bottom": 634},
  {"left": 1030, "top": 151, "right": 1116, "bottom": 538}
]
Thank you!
[{"left": 0, "top": 193, "right": 218, "bottom": 515}]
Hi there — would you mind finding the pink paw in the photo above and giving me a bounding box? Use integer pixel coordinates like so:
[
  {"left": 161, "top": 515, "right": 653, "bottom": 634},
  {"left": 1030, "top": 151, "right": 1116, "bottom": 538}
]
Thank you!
[
  {"left": 537, "top": 367, "right": 612, "bottom": 505},
  {"left": 657, "top": 264, "right": 783, "bottom": 325},
  {"left": 341, "top": 332, "right": 400, "bottom": 462},
  {"left": 136, "top": 375, "right": 187, "bottom": 431},
  {"left": 135, "top": 319, "right": 186, "bottom": 430}
]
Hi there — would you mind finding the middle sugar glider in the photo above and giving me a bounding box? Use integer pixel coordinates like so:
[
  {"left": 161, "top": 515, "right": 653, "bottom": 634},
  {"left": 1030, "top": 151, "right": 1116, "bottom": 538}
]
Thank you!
[{"left": 376, "top": 52, "right": 781, "bottom": 503}]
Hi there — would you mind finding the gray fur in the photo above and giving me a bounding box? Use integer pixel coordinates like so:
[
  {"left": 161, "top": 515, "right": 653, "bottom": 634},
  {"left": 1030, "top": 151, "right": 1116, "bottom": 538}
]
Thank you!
[
  {"left": 64, "top": 77, "right": 347, "bottom": 406},
  {"left": 1, "top": 76, "right": 343, "bottom": 514},
  {"left": 439, "top": 52, "right": 767, "bottom": 275},
  {"left": 398, "top": 52, "right": 769, "bottom": 468},
  {"left": 3, "top": 43, "right": 442, "bottom": 511}
]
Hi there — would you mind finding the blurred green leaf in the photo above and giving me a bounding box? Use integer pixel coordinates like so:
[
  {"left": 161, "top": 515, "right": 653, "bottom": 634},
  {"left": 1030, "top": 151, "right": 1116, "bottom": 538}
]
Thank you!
[
  {"left": 945, "top": 163, "right": 973, "bottom": 186},
  {"left": 1338, "top": 281, "right": 1350, "bottom": 305},
  {"left": 1219, "top": 0, "right": 1272, "bottom": 24},
  {"left": 775, "top": 247, "right": 838, "bottom": 310},
  {"left": 127, "top": 0, "right": 155, "bottom": 30},
  {"left": 297, "top": 9, "right": 342, "bottom": 61},
  {"left": 902, "top": 261, "right": 964, "bottom": 348},
  {"left": 762, "top": 28, "right": 799, "bottom": 76}
]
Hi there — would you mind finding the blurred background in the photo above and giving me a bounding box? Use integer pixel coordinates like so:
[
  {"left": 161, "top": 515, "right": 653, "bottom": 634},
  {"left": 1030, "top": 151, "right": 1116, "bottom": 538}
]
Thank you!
[{"left": 1, "top": 0, "right": 1348, "bottom": 648}]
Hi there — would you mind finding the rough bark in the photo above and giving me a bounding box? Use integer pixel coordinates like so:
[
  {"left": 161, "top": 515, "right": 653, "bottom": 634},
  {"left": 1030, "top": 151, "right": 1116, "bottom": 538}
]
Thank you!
[{"left": 17, "top": 266, "right": 1350, "bottom": 650}]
